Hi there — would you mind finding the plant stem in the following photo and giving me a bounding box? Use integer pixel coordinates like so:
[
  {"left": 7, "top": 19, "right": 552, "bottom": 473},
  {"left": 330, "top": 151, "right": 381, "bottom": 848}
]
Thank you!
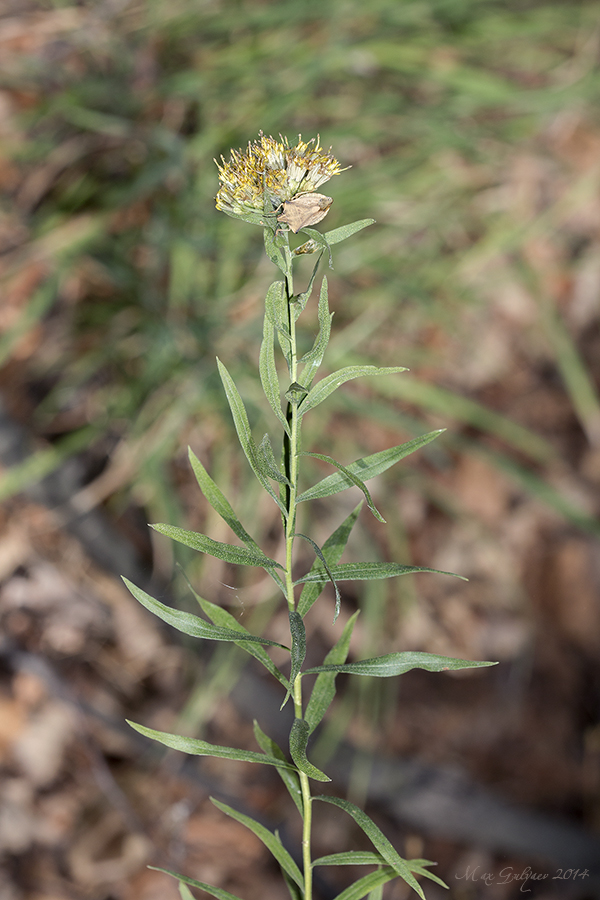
[{"left": 282, "top": 237, "right": 313, "bottom": 900}]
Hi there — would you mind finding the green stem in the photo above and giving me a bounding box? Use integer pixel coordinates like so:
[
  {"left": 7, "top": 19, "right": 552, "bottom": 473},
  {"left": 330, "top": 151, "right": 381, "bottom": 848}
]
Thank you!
[{"left": 281, "top": 236, "right": 313, "bottom": 900}]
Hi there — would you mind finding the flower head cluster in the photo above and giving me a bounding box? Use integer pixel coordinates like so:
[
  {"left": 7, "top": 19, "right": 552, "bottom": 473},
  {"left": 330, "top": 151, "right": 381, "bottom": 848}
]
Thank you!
[{"left": 215, "top": 134, "right": 343, "bottom": 221}]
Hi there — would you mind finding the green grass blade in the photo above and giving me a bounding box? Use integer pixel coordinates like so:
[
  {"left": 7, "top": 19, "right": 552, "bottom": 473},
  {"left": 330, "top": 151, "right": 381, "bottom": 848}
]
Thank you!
[
  {"left": 295, "top": 562, "right": 467, "bottom": 585},
  {"left": 151, "top": 523, "right": 284, "bottom": 569},
  {"left": 296, "top": 431, "right": 444, "bottom": 504},
  {"left": 253, "top": 721, "right": 303, "bottom": 814},
  {"left": 127, "top": 720, "right": 299, "bottom": 770},
  {"left": 299, "top": 366, "right": 407, "bottom": 417},
  {"left": 123, "top": 578, "right": 287, "bottom": 649},
  {"left": 315, "top": 796, "right": 424, "bottom": 899},
  {"left": 211, "top": 798, "right": 305, "bottom": 891},
  {"left": 304, "top": 650, "right": 497, "bottom": 678},
  {"left": 289, "top": 718, "right": 331, "bottom": 782},
  {"left": 305, "top": 610, "right": 359, "bottom": 734}
]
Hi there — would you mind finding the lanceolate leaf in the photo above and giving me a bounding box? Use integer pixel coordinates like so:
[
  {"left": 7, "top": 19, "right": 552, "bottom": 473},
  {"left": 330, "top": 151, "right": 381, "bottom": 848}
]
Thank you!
[
  {"left": 314, "top": 796, "right": 424, "bottom": 900},
  {"left": 128, "top": 721, "right": 299, "bottom": 771},
  {"left": 302, "top": 452, "right": 385, "bottom": 522},
  {"left": 331, "top": 868, "right": 399, "bottom": 900},
  {"left": 295, "top": 561, "right": 467, "bottom": 585},
  {"left": 253, "top": 721, "right": 302, "bottom": 814},
  {"left": 298, "top": 277, "right": 333, "bottom": 388},
  {"left": 150, "top": 869, "right": 244, "bottom": 900},
  {"left": 305, "top": 610, "right": 359, "bottom": 734},
  {"left": 295, "top": 532, "right": 341, "bottom": 621},
  {"left": 123, "top": 578, "right": 287, "bottom": 650},
  {"left": 313, "top": 854, "right": 446, "bottom": 889},
  {"left": 217, "top": 358, "right": 287, "bottom": 514},
  {"left": 289, "top": 718, "right": 331, "bottom": 783},
  {"left": 297, "top": 431, "right": 444, "bottom": 504},
  {"left": 198, "top": 596, "right": 291, "bottom": 691},
  {"left": 293, "top": 253, "right": 323, "bottom": 318},
  {"left": 179, "top": 883, "right": 195, "bottom": 900},
  {"left": 259, "top": 434, "right": 290, "bottom": 485},
  {"left": 265, "top": 278, "right": 292, "bottom": 365},
  {"left": 260, "top": 287, "right": 291, "bottom": 436},
  {"left": 298, "top": 366, "right": 407, "bottom": 417},
  {"left": 297, "top": 504, "right": 362, "bottom": 618},
  {"left": 151, "top": 523, "right": 284, "bottom": 570},
  {"left": 323, "top": 219, "right": 376, "bottom": 245},
  {"left": 304, "top": 651, "right": 498, "bottom": 678},
  {"left": 288, "top": 610, "right": 307, "bottom": 691},
  {"left": 211, "top": 798, "right": 304, "bottom": 891}
]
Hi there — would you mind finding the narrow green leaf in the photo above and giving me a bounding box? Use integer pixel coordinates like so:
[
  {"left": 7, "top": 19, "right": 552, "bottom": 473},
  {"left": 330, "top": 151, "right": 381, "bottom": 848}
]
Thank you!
[
  {"left": 264, "top": 279, "right": 292, "bottom": 365},
  {"left": 179, "top": 884, "right": 195, "bottom": 900},
  {"left": 211, "top": 798, "right": 304, "bottom": 890},
  {"left": 298, "top": 277, "right": 332, "bottom": 388},
  {"left": 289, "top": 718, "right": 331, "bottom": 782},
  {"left": 151, "top": 523, "right": 284, "bottom": 570},
  {"left": 198, "top": 596, "right": 290, "bottom": 690},
  {"left": 297, "top": 504, "right": 362, "bottom": 618},
  {"left": 264, "top": 231, "right": 286, "bottom": 273},
  {"left": 406, "top": 861, "right": 448, "bottom": 889},
  {"left": 293, "top": 253, "right": 323, "bottom": 318},
  {"left": 367, "top": 883, "right": 383, "bottom": 900},
  {"left": 323, "top": 219, "right": 375, "bottom": 245},
  {"left": 253, "top": 721, "right": 302, "bottom": 814},
  {"left": 289, "top": 611, "right": 307, "bottom": 691},
  {"left": 127, "top": 720, "right": 299, "bottom": 770},
  {"left": 282, "top": 869, "right": 304, "bottom": 900},
  {"left": 217, "top": 358, "right": 287, "bottom": 514},
  {"left": 299, "top": 366, "right": 407, "bottom": 417},
  {"left": 150, "top": 869, "right": 244, "bottom": 900},
  {"left": 314, "top": 851, "right": 387, "bottom": 866},
  {"left": 297, "top": 431, "right": 444, "bottom": 504},
  {"left": 305, "top": 651, "right": 497, "bottom": 678},
  {"left": 123, "top": 578, "right": 287, "bottom": 649},
  {"left": 295, "top": 532, "right": 341, "bottom": 621},
  {"left": 187, "top": 449, "right": 286, "bottom": 595},
  {"left": 259, "top": 434, "right": 290, "bottom": 485},
  {"left": 331, "top": 868, "right": 399, "bottom": 900},
  {"left": 302, "top": 452, "right": 385, "bottom": 523},
  {"left": 295, "top": 562, "right": 467, "bottom": 585},
  {"left": 260, "top": 295, "right": 291, "bottom": 436},
  {"left": 305, "top": 610, "right": 359, "bottom": 734},
  {"left": 315, "top": 796, "right": 424, "bottom": 899}
]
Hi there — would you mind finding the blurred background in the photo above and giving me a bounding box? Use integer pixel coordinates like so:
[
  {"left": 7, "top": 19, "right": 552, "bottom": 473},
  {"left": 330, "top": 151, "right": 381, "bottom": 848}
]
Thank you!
[{"left": 1, "top": 1, "right": 600, "bottom": 898}]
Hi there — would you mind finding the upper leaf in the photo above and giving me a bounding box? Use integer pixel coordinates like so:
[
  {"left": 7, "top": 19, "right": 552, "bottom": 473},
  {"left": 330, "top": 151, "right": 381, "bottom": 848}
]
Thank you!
[
  {"left": 329, "top": 868, "right": 399, "bottom": 900},
  {"left": 305, "top": 610, "right": 359, "bottom": 734},
  {"left": 260, "top": 285, "right": 291, "bottom": 436},
  {"left": 296, "top": 503, "right": 362, "bottom": 618},
  {"left": 123, "top": 578, "right": 287, "bottom": 649},
  {"left": 128, "top": 720, "right": 299, "bottom": 771},
  {"left": 289, "top": 718, "right": 331, "bottom": 782},
  {"left": 314, "top": 796, "right": 424, "bottom": 899},
  {"left": 253, "top": 721, "right": 303, "bottom": 814},
  {"left": 297, "top": 431, "right": 444, "bottom": 504},
  {"left": 299, "top": 366, "right": 407, "bottom": 417},
  {"left": 302, "top": 452, "right": 385, "bottom": 522},
  {"left": 295, "top": 561, "right": 467, "bottom": 585},
  {"left": 298, "top": 277, "right": 333, "bottom": 388},
  {"left": 211, "top": 798, "right": 304, "bottom": 891},
  {"left": 199, "top": 595, "right": 291, "bottom": 691},
  {"left": 217, "top": 358, "right": 287, "bottom": 514},
  {"left": 304, "top": 650, "right": 498, "bottom": 678},
  {"left": 323, "top": 219, "right": 376, "bottom": 245},
  {"left": 151, "top": 523, "right": 284, "bottom": 570}
]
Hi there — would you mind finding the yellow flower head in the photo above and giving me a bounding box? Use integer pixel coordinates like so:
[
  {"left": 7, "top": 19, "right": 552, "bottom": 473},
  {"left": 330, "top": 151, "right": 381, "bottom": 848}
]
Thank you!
[{"left": 215, "top": 134, "right": 344, "bottom": 223}]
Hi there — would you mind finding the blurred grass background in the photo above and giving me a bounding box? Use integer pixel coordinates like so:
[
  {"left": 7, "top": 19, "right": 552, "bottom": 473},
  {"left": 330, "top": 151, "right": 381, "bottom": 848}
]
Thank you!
[{"left": 1, "top": 1, "right": 600, "bottom": 898}]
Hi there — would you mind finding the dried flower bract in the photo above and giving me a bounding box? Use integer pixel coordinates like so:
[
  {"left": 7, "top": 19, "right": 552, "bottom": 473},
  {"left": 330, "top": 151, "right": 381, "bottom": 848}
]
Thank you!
[{"left": 215, "top": 134, "right": 344, "bottom": 227}]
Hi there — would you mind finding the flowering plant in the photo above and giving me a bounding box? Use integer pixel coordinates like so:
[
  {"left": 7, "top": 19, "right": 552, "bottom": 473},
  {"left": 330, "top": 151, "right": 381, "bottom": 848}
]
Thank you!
[{"left": 123, "top": 134, "right": 496, "bottom": 900}]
